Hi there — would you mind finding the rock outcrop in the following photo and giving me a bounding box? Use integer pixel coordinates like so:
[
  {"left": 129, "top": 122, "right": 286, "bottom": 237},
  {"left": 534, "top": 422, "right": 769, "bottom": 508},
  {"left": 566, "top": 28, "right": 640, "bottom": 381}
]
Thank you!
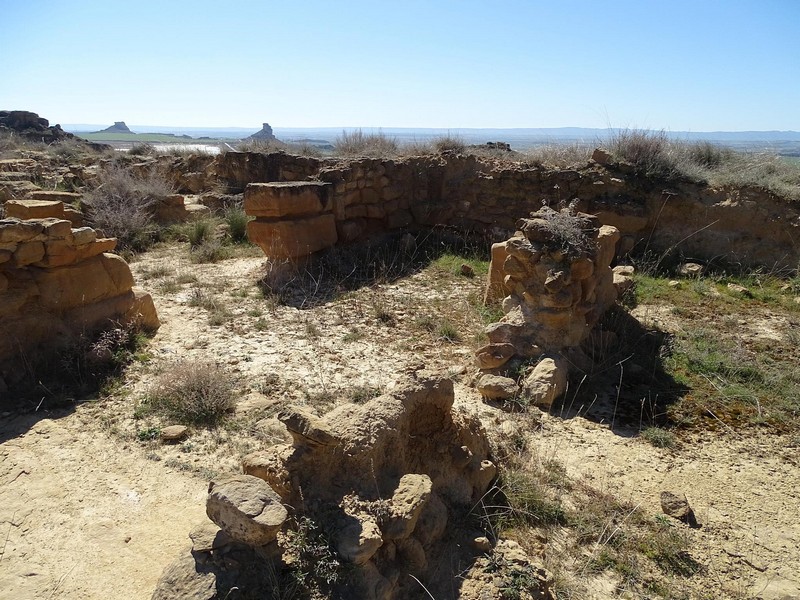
[
  {"left": 245, "top": 122, "right": 276, "bottom": 142},
  {"left": 0, "top": 205, "right": 159, "bottom": 391},
  {"left": 154, "top": 370, "right": 550, "bottom": 599},
  {"left": 0, "top": 110, "right": 75, "bottom": 144},
  {"left": 475, "top": 206, "right": 621, "bottom": 407}
]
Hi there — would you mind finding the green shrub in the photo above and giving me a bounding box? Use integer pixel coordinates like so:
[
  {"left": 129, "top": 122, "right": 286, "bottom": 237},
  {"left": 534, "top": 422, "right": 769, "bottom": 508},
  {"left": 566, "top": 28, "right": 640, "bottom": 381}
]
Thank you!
[
  {"left": 224, "top": 207, "right": 250, "bottom": 244},
  {"left": 187, "top": 219, "right": 213, "bottom": 247}
]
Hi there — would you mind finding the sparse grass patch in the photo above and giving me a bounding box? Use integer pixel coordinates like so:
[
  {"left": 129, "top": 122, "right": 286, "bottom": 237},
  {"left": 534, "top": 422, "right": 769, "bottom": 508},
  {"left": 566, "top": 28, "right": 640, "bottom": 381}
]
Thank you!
[
  {"left": 347, "top": 383, "right": 382, "bottom": 404},
  {"left": 140, "top": 359, "right": 237, "bottom": 427},
  {"left": 190, "top": 239, "right": 229, "bottom": 263},
  {"left": 641, "top": 426, "right": 678, "bottom": 449},
  {"left": 436, "top": 319, "right": 461, "bottom": 342}
]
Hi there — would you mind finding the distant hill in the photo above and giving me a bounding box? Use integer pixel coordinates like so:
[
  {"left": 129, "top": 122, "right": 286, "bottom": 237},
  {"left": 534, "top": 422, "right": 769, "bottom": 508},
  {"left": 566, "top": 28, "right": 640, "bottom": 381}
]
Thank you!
[{"left": 95, "top": 121, "right": 133, "bottom": 134}]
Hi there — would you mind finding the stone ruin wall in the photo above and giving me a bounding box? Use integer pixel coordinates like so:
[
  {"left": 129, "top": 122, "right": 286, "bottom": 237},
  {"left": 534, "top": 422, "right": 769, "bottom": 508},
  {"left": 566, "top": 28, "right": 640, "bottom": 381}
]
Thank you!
[
  {"left": 0, "top": 202, "right": 159, "bottom": 392},
  {"left": 160, "top": 150, "right": 800, "bottom": 270}
]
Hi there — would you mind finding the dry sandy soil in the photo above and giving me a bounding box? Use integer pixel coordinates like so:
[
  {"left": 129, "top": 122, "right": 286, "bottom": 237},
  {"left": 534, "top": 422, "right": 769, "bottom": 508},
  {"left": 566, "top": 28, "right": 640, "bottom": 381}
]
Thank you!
[{"left": 2, "top": 244, "right": 799, "bottom": 599}]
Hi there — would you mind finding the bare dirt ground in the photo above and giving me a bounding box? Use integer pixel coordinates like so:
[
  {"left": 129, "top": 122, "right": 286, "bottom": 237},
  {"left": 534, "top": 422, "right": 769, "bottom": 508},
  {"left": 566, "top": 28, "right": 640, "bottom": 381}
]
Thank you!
[{"left": 2, "top": 244, "right": 799, "bottom": 599}]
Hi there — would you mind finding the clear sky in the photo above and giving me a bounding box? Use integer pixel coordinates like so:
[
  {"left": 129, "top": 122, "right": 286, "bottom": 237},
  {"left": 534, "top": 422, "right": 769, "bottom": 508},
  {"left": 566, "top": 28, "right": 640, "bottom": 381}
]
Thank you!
[{"left": 2, "top": 0, "right": 798, "bottom": 131}]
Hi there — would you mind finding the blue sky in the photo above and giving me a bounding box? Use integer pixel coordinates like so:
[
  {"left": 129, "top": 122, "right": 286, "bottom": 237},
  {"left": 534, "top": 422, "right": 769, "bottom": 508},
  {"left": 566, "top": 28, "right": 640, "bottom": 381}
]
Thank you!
[{"left": 2, "top": 0, "right": 798, "bottom": 130}]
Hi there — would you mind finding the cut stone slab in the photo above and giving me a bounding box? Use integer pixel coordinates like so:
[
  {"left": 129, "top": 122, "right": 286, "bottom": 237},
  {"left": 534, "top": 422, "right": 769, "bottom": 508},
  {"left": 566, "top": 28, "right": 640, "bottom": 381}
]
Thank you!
[
  {"left": 247, "top": 213, "right": 338, "bottom": 260},
  {"left": 244, "top": 181, "right": 333, "bottom": 218},
  {"left": 5, "top": 199, "right": 65, "bottom": 220},
  {"left": 206, "top": 474, "right": 287, "bottom": 546}
]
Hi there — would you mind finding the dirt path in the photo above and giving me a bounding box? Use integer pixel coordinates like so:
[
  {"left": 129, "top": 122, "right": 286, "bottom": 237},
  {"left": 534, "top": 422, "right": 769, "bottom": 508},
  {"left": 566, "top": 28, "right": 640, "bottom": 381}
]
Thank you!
[{"left": 0, "top": 409, "right": 206, "bottom": 600}]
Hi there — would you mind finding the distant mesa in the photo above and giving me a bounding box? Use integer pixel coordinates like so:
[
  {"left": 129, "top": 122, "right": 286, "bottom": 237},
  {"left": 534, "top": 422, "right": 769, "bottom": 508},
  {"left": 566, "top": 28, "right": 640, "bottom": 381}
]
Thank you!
[
  {"left": 246, "top": 122, "right": 277, "bottom": 142},
  {"left": 96, "top": 121, "right": 133, "bottom": 134}
]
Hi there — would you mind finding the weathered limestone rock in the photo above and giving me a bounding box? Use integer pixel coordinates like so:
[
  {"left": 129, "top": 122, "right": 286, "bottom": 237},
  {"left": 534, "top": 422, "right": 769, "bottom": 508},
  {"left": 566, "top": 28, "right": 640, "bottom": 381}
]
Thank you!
[
  {"left": 335, "top": 516, "right": 384, "bottom": 565},
  {"left": 382, "top": 474, "right": 432, "bottom": 540},
  {"left": 612, "top": 264, "right": 636, "bottom": 295},
  {"left": 206, "top": 475, "right": 288, "bottom": 546},
  {"left": 660, "top": 490, "right": 700, "bottom": 528},
  {"left": 160, "top": 370, "right": 498, "bottom": 600}
]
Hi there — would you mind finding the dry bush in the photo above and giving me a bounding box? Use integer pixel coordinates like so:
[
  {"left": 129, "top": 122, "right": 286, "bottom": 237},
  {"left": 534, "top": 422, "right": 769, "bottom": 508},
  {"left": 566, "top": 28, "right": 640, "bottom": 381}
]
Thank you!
[
  {"left": 522, "top": 143, "right": 593, "bottom": 168},
  {"left": 144, "top": 359, "right": 237, "bottom": 426},
  {"left": 608, "top": 128, "right": 680, "bottom": 178},
  {"left": 432, "top": 133, "right": 466, "bottom": 153},
  {"left": 83, "top": 163, "right": 173, "bottom": 251},
  {"left": 334, "top": 129, "right": 399, "bottom": 157},
  {"left": 234, "top": 138, "right": 287, "bottom": 153}
]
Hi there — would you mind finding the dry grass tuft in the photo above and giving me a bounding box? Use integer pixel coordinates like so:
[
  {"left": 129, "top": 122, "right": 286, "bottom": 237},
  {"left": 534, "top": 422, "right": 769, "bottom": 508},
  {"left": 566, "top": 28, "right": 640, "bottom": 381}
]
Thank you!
[{"left": 143, "top": 359, "right": 237, "bottom": 426}]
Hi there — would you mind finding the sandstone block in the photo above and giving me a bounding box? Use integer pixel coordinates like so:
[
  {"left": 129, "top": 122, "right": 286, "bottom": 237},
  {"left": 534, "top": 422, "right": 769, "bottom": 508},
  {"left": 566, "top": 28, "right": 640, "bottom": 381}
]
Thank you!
[
  {"left": 35, "top": 240, "right": 78, "bottom": 268},
  {"left": 484, "top": 242, "right": 510, "bottom": 305},
  {"left": 522, "top": 355, "right": 569, "bottom": 409},
  {"left": 41, "top": 218, "right": 73, "bottom": 239},
  {"left": 160, "top": 425, "right": 188, "bottom": 442},
  {"left": 32, "top": 252, "right": 133, "bottom": 311},
  {"left": 476, "top": 374, "right": 518, "bottom": 400},
  {"left": 337, "top": 220, "right": 363, "bottom": 243},
  {"left": 5, "top": 199, "right": 65, "bottom": 220},
  {"left": 346, "top": 204, "right": 368, "bottom": 219},
  {"left": 14, "top": 240, "right": 45, "bottom": 266},
  {"left": 244, "top": 181, "right": 332, "bottom": 218},
  {"left": 475, "top": 343, "right": 516, "bottom": 369},
  {"left": 75, "top": 237, "right": 117, "bottom": 261},
  {"left": 129, "top": 289, "right": 160, "bottom": 331},
  {"left": 247, "top": 213, "right": 338, "bottom": 260},
  {"left": 71, "top": 227, "right": 97, "bottom": 246},
  {"left": 206, "top": 475, "right": 287, "bottom": 546},
  {"left": 63, "top": 290, "right": 136, "bottom": 333},
  {"left": 0, "top": 219, "right": 44, "bottom": 243},
  {"left": 26, "top": 190, "right": 82, "bottom": 203}
]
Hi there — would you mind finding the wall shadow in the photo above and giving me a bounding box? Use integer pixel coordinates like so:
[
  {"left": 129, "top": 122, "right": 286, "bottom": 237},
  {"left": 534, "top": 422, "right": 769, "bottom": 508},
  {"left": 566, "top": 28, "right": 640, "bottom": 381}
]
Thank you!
[{"left": 550, "top": 306, "right": 691, "bottom": 437}]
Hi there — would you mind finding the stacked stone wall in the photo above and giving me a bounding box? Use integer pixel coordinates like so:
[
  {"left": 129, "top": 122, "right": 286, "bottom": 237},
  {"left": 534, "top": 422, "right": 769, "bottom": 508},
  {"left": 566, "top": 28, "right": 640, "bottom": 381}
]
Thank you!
[
  {"left": 0, "top": 204, "right": 159, "bottom": 390},
  {"left": 228, "top": 151, "right": 799, "bottom": 269}
]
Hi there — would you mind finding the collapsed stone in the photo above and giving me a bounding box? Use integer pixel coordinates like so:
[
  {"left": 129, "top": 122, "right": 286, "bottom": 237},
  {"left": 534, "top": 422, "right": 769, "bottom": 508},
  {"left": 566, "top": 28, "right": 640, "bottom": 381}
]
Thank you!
[
  {"left": 0, "top": 213, "right": 159, "bottom": 392},
  {"left": 155, "top": 370, "right": 551, "bottom": 599}
]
